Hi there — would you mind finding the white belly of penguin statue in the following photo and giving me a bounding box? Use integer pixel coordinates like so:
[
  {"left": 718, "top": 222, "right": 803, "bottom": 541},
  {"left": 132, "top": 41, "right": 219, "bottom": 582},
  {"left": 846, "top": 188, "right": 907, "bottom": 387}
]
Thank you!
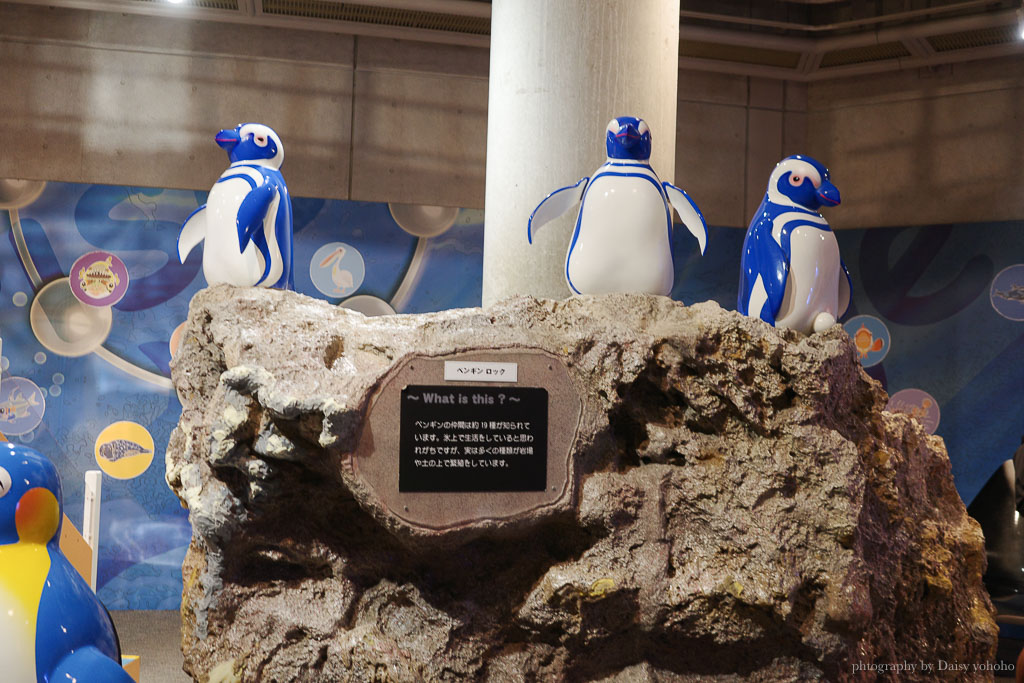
[
  {"left": 178, "top": 122, "right": 294, "bottom": 289},
  {"left": 528, "top": 117, "right": 707, "bottom": 296}
]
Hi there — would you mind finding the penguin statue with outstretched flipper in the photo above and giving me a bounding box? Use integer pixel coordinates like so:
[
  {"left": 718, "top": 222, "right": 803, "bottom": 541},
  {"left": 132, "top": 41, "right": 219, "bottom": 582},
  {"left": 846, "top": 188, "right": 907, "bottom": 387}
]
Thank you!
[
  {"left": 178, "top": 122, "right": 294, "bottom": 289},
  {"left": 528, "top": 116, "right": 707, "bottom": 296},
  {"left": 738, "top": 154, "right": 852, "bottom": 335},
  {"left": 0, "top": 441, "right": 133, "bottom": 682}
]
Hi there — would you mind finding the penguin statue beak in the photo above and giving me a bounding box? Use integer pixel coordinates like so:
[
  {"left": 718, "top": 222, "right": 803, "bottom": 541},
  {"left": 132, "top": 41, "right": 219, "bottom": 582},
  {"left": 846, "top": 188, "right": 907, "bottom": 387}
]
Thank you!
[
  {"left": 615, "top": 124, "right": 640, "bottom": 148},
  {"left": 816, "top": 180, "right": 841, "bottom": 207},
  {"left": 215, "top": 128, "right": 241, "bottom": 152}
]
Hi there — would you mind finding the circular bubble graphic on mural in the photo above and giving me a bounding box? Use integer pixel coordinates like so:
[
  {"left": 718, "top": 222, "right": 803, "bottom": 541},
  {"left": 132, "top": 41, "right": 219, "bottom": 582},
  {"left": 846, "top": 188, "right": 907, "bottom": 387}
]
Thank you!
[
  {"left": 990, "top": 264, "right": 1024, "bottom": 321},
  {"left": 842, "top": 315, "right": 890, "bottom": 368},
  {"left": 169, "top": 321, "right": 187, "bottom": 359},
  {"left": 340, "top": 294, "right": 396, "bottom": 317},
  {"left": 70, "top": 251, "right": 130, "bottom": 307},
  {"left": 310, "top": 242, "right": 365, "bottom": 299},
  {"left": 886, "top": 388, "right": 940, "bottom": 434},
  {"left": 30, "top": 279, "right": 113, "bottom": 357},
  {"left": 0, "top": 178, "right": 46, "bottom": 209},
  {"left": 0, "top": 377, "right": 46, "bottom": 436},
  {"left": 95, "top": 421, "right": 155, "bottom": 480},
  {"left": 389, "top": 203, "right": 459, "bottom": 238}
]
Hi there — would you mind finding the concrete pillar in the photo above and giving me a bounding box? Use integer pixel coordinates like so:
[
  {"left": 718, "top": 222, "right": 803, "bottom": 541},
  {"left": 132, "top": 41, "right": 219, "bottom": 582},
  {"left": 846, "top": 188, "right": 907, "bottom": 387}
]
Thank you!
[{"left": 482, "top": 0, "right": 681, "bottom": 307}]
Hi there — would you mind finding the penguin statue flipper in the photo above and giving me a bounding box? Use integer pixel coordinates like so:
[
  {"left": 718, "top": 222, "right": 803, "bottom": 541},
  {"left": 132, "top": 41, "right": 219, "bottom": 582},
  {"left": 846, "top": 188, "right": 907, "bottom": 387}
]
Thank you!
[
  {"left": 740, "top": 222, "right": 790, "bottom": 325},
  {"left": 236, "top": 181, "right": 278, "bottom": 286},
  {"left": 52, "top": 645, "right": 135, "bottom": 682},
  {"left": 177, "top": 204, "right": 208, "bottom": 263},
  {"left": 237, "top": 182, "right": 277, "bottom": 252},
  {"left": 663, "top": 182, "right": 708, "bottom": 255},
  {"left": 527, "top": 177, "right": 589, "bottom": 244}
]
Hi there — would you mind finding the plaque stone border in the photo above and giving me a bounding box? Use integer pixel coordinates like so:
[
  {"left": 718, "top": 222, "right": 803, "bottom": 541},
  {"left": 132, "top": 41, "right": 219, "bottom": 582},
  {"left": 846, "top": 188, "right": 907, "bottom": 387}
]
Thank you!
[{"left": 352, "top": 348, "right": 582, "bottom": 531}]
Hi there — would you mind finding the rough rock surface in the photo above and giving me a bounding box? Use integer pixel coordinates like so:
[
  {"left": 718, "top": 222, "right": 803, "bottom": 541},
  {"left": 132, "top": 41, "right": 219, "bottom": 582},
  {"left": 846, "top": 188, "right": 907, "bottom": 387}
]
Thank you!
[{"left": 167, "top": 285, "right": 997, "bottom": 682}]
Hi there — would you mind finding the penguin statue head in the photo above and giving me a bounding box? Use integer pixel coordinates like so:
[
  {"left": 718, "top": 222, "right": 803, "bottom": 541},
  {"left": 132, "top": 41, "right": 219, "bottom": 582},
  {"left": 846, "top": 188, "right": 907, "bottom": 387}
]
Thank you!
[
  {"left": 0, "top": 441, "right": 63, "bottom": 547},
  {"left": 605, "top": 116, "right": 652, "bottom": 161},
  {"left": 216, "top": 123, "right": 285, "bottom": 169},
  {"left": 766, "top": 155, "right": 840, "bottom": 211}
]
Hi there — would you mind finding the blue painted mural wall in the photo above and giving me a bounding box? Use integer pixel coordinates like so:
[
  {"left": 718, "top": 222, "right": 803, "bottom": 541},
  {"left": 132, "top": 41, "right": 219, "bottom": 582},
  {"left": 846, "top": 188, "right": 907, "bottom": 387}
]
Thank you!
[{"left": 0, "top": 181, "right": 1020, "bottom": 609}]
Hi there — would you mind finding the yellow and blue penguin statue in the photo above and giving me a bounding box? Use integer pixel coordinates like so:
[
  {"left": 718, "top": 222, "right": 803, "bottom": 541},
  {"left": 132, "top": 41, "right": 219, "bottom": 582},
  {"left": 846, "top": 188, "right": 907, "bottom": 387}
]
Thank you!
[{"left": 0, "top": 441, "right": 133, "bottom": 682}]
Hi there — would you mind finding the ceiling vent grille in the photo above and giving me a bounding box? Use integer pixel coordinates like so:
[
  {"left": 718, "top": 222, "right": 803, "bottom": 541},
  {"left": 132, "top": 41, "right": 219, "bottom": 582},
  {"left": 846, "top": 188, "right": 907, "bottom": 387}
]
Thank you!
[
  {"left": 260, "top": 0, "right": 490, "bottom": 35},
  {"left": 133, "top": 0, "right": 239, "bottom": 10},
  {"left": 679, "top": 40, "right": 801, "bottom": 69},
  {"left": 819, "top": 41, "right": 911, "bottom": 68},
  {"left": 927, "top": 24, "right": 1018, "bottom": 51}
]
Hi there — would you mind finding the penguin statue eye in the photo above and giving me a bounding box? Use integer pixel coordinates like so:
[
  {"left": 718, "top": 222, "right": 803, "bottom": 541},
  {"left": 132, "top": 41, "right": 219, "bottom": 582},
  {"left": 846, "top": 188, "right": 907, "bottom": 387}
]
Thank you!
[
  {"left": 637, "top": 120, "right": 649, "bottom": 136},
  {"left": 789, "top": 174, "right": 802, "bottom": 186},
  {"left": 0, "top": 466, "right": 10, "bottom": 498},
  {"left": 606, "top": 119, "right": 619, "bottom": 134},
  {"left": 254, "top": 135, "right": 269, "bottom": 148}
]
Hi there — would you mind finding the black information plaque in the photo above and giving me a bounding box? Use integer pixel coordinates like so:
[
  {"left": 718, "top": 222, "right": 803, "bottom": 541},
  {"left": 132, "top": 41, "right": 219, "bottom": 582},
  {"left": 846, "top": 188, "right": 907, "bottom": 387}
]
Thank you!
[{"left": 399, "top": 384, "right": 548, "bottom": 493}]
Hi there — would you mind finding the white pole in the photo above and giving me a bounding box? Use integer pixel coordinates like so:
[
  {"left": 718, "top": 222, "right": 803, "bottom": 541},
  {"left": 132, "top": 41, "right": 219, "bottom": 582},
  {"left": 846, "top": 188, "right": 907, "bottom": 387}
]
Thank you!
[{"left": 83, "top": 470, "right": 103, "bottom": 592}]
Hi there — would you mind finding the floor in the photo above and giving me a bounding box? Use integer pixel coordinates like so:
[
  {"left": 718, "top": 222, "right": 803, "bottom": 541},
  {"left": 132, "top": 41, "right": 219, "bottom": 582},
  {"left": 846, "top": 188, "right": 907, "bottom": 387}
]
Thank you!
[{"left": 111, "top": 610, "right": 191, "bottom": 683}]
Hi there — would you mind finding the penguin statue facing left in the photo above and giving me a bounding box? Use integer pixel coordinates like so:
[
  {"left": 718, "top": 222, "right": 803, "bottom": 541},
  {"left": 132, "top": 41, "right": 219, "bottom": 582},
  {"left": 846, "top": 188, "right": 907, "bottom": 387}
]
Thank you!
[
  {"left": 178, "top": 122, "right": 294, "bottom": 289},
  {"left": 528, "top": 116, "right": 708, "bottom": 296},
  {"left": 0, "top": 441, "right": 133, "bottom": 682}
]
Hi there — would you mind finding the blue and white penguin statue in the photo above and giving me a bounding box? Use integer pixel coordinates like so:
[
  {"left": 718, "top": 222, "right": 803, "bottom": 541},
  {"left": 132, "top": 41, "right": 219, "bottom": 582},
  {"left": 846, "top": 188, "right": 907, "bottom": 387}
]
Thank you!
[
  {"left": 178, "top": 123, "right": 294, "bottom": 289},
  {"left": 528, "top": 116, "right": 708, "bottom": 296},
  {"left": 738, "top": 155, "right": 851, "bottom": 335},
  {"left": 0, "top": 442, "right": 134, "bottom": 682}
]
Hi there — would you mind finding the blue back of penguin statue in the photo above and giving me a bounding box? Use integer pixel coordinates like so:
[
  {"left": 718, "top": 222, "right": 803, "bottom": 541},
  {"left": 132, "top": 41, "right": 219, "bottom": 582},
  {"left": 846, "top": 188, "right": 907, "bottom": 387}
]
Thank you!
[
  {"left": 737, "top": 154, "right": 852, "bottom": 335},
  {"left": 528, "top": 116, "right": 708, "bottom": 296},
  {"left": 0, "top": 442, "right": 133, "bottom": 682},
  {"left": 178, "top": 122, "right": 295, "bottom": 289}
]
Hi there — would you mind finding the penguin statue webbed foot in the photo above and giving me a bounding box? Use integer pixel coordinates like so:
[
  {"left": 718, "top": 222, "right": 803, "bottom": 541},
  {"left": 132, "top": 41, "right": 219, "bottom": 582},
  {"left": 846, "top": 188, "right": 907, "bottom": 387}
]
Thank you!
[
  {"left": 737, "top": 154, "right": 852, "bottom": 335},
  {"left": 178, "top": 122, "right": 295, "bottom": 289},
  {"left": 528, "top": 116, "right": 708, "bottom": 296},
  {"left": 0, "top": 442, "right": 134, "bottom": 682}
]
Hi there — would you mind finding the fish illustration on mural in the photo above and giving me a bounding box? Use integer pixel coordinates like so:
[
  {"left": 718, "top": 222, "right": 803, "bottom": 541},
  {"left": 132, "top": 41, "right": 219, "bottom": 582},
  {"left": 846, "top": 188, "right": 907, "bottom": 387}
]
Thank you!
[
  {"left": 77, "top": 256, "right": 120, "bottom": 299},
  {"left": 0, "top": 389, "right": 40, "bottom": 423},
  {"left": 994, "top": 284, "right": 1024, "bottom": 302},
  {"left": 853, "top": 324, "right": 885, "bottom": 359},
  {"left": 98, "top": 439, "right": 153, "bottom": 463}
]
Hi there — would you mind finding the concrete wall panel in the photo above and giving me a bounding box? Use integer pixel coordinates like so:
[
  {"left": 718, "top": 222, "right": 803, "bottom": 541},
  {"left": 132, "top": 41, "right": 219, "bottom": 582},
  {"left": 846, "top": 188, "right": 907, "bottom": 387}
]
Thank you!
[
  {"left": 351, "top": 38, "right": 488, "bottom": 208},
  {"left": 676, "top": 100, "right": 747, "bottom": 228},
  {"left": 808, "top": 56, "right": 1024, "bottom": 228},
  {"left": 0, "top": 4, "right": 354, "bottom": 199}
]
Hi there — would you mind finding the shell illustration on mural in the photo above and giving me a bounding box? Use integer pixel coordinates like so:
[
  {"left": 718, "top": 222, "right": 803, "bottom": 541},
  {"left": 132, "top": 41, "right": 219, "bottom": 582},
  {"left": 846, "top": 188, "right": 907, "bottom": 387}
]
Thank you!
[
  {"left": 737, "top": 154, "right": 851, "bottom": 335},
  {"left": 527, "top": 116, "right": 707, "bottom": 296},
  {"left": 98, "top": 439, "right": 153, "bottom": 463}
]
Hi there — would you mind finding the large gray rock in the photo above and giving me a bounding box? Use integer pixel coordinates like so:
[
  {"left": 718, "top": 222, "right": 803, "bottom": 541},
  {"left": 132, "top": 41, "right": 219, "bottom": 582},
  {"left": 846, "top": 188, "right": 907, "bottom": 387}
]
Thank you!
[{"left": 167, "top": 286, "right": 997, "bottom": 682}]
